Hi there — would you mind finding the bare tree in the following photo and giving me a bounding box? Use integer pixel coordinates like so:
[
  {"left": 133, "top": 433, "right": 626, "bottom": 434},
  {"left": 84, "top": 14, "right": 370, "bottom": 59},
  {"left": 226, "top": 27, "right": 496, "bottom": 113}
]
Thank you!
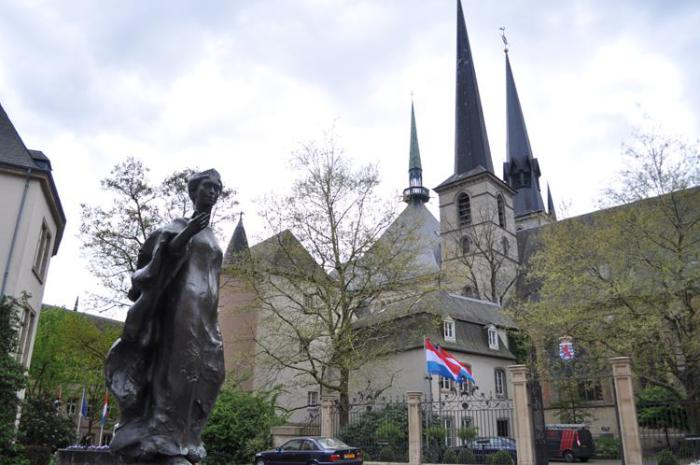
[{"left": 243, "top": 135, "right": 426, "bottom": 425}]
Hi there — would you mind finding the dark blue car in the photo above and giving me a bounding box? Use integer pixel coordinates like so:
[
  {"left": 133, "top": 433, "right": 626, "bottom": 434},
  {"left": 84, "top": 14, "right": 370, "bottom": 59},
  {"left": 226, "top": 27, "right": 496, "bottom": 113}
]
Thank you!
[
  {"left": 255, "top": 437, "right": 363, "bottom": 465},
  {"left": 456, "top": 437, "right": 517, "bottom": 464}
]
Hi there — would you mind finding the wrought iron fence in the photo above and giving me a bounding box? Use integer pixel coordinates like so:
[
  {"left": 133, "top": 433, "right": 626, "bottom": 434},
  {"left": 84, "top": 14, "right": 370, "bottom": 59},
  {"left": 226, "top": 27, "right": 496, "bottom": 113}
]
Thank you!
[
  {"left": 300, "top": 407, "right": 321, "bottom": 436},
  {"left": 638, "top": 399, "right": 700, "bottom": 465},
  {"left": 421, "top": 396, "right": 514, "bottom": 464},
  {"left": 332, "top": 398, "right": 409, "bottom": 463}
]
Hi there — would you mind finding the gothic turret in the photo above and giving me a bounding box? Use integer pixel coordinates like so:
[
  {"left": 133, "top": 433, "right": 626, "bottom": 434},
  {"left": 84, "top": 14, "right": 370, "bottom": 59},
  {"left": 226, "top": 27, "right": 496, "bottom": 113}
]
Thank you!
[
  {"left": 224, "top": 213, "right": 249, "bottom": 265},
  {"left": 403, "top": 101, "right": 430, "bottom": 204},
  {"left": 502, "top": 51, "right": 546, "bottom": 218},
  {"left": 547, "top": 184, "right": 557, "bottom": 221}
]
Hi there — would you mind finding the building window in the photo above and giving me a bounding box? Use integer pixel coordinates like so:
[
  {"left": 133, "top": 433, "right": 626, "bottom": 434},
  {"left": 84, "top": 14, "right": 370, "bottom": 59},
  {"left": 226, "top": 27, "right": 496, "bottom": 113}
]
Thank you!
[
  {"left": 18, "top": 307, "right": 35, "bottom": 364},
  {"left": 444, "top": 417, "right": 455, "bottom": 446},
  {"left": 577, "top": 381, "right": 604, "bottom": 402},
  {"left": 461, "top": 236, "right": 470, "bottom": 254},
  {"left": 443, "top": 319, "right": 455, "bottom": 342},
  {"left": 462, "top": 286, "right": 474, "bottom": 298},
  {"left": 439, "top": 377, "right": 454, "bottom": 391},
  {"left": 495, "top": 369, "right": 507, "bottom": 398},
  {"left": 496, "top": 419, "right": 510, "bottom": 437},
  {"left": 487, "top": 326, "right": 499, "bottom": 350},
  {"left": 501, "top": 237, "right": 509, "bottom": 255},
  {"left": 33, "top": 221, "right": 52, "bottom": 282},
  {"left": 497, "top": 195, "right": 506, "bottom": 227},
  {"left": 66, "top": 399, "right": 77, "bottom": 416},
  {"left": 307, "top": 391, "right": 319, "bottom": 407},
  {"left": 457, "top": 193, "right": 471, "bottom": 226}
]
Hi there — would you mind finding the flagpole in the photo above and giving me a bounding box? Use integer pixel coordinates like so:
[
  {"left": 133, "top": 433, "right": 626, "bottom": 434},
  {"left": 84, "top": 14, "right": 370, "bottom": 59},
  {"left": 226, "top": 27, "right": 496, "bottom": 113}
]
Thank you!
[{"left": 75, "top": 386, "right": 85, "bottom": 443}]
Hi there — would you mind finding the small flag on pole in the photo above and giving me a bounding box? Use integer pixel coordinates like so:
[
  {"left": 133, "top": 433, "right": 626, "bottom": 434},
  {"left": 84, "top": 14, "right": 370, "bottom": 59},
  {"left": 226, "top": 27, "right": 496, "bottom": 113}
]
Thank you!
[
  {"left": 99, "top": 391, "right": 109, "bottom": 426},
  {"left": 80, "top": 388, "right": 89, "bottom": 418}
]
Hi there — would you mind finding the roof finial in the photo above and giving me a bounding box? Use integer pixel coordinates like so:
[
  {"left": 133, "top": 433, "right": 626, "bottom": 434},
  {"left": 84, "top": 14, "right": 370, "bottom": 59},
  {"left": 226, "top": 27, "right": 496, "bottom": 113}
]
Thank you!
[{"left": 499, "top": 26, "right": 508, "bottom": 54}]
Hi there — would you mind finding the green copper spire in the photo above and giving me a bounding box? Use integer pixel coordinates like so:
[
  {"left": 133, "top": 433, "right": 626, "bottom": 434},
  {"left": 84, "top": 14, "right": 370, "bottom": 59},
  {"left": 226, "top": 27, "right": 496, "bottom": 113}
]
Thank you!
[
  {"left": 404, "top": 100, "right": 429, "bottom": 204},
  {"left": 409, "top": 101, "right": 422, "bottom": 172}
]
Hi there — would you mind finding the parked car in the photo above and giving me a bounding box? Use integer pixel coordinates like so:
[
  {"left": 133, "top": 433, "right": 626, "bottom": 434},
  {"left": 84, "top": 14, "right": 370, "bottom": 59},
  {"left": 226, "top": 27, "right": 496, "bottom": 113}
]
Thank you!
[
  {"left": 255, "top": 437, "right": 363, "bottom": 465},
  {"left": 545, "top": 424, "right": 595, "bottom": 462},
  {"left": 456, "top": 436, "right": 517, "bottom": 464}
]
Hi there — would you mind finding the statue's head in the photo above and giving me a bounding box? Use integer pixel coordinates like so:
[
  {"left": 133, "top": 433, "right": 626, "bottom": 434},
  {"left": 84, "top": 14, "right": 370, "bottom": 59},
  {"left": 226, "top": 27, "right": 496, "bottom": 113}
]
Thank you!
[{"left": 188, "top": 169, "right": 223, "bottom": 212}]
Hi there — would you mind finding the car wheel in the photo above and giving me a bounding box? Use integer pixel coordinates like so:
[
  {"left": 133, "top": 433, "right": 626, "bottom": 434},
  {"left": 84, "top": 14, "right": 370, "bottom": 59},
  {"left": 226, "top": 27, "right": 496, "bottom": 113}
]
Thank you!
[
  {"left": 563, "top": 451, "right": 575, "bottom": 463},
  {"left": 580, "top": 458, "right": 589, "bottom": 462}
]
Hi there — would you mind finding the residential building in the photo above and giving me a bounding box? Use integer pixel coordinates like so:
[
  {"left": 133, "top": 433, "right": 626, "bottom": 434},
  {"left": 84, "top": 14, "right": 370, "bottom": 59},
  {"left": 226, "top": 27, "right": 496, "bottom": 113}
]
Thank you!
[{"left": 0, "top": 101, "right": 66, "bottom": 369}]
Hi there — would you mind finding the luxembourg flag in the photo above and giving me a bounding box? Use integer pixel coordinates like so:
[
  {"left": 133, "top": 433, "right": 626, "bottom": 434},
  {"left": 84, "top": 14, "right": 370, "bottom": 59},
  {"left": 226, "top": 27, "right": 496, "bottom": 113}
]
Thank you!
[
  {"left": 425, "top": 339, "right": 476, "bottom": 384},
  {"left": 99, "top": 391, "right": 109, "bottom": 426},
  {"left": 437, "top": 345, "right": 476, "bottom": 384}
]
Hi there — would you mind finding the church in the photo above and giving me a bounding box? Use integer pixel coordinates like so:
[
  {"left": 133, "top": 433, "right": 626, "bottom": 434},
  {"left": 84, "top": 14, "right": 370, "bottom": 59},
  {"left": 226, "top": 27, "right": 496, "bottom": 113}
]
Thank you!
[{"left": 217, "top": 0, "right": 558, "bottom": 438}]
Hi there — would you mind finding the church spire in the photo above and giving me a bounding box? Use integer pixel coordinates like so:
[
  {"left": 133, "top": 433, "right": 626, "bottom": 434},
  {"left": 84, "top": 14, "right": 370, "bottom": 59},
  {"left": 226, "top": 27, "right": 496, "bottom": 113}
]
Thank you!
[
  {"left": 224, "top": 213, "right": 249, "bottom": 265},
  {"left": 454, "top": 0, "right": 493, "bottom": 176},
  {"left": 502, "top": 48, "right": 545, "bottom": 217},
  {"left": 403, "top": 100, "right": 429, "bottom": 204}
]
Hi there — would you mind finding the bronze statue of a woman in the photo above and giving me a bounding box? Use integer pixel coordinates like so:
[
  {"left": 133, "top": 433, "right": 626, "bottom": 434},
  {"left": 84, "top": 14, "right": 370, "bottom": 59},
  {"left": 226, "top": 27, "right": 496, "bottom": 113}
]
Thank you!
[{"left": 105, "top": 169, "right": 226, "bottom": 465}]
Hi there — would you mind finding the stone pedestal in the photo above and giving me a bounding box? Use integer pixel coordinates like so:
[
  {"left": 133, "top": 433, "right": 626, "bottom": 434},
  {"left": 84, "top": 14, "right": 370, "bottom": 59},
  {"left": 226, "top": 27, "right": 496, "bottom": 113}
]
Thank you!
[
  {"left": 56, "top": 448, "right": 123, "bottom": 465},
  {"left": 509, "top": 365, "right": 535, "bottom": 465},
  {"left": 610, "top": 357, "right": 643, "bottom": 465},
  {"left": 320, "top": 394, "right": 336, "bottom": 437},
  {"left": 406, "top": 391, "right": 423, "bottom": 465}
]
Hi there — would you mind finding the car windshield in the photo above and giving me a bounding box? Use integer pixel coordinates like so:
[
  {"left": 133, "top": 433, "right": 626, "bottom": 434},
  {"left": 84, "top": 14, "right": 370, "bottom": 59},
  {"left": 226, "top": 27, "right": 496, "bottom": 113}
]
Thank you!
[{"left": 316, "top": 438, "right": 350, "bottom": 449}]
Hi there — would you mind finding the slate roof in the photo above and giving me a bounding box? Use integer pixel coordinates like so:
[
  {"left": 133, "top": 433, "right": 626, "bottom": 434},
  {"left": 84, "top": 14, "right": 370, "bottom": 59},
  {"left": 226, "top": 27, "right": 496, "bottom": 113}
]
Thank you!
[
  {"left": 376, "top": 202, "right": 441, "bottom": 277},
  {"left": 223, "top": 215, "right": 249, "bottom": 265},
  {"left": 354, "top": 290, "right": 515, "bottom": 359},
  {"left": 0, "top": 102, "right": 66, "bottom": 254}
]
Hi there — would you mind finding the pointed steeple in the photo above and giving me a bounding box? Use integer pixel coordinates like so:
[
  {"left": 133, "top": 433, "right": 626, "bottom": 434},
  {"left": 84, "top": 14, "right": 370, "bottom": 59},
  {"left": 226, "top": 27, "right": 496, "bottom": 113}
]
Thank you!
[
  {"left": 547, "top": 184, "right": 557, "bottom": 221},
  {"left": 403, "top": 101, "right": 430, "bottom": 204},
  {"left": 454, "top": 0, "right": 493, "bottom": 176},
  {"left": 502, "top": 49, "right": 546, "bottom": 217},
  {"left": 224, "top": 213, "right": 249, "bottom": 265}
]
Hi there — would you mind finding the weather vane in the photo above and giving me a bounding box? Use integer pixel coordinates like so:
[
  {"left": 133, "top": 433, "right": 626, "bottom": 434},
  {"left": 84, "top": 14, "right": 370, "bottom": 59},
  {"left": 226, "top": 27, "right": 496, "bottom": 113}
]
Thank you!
[{"left": 499, "top": 26, "right": 508, "bottom": 53}]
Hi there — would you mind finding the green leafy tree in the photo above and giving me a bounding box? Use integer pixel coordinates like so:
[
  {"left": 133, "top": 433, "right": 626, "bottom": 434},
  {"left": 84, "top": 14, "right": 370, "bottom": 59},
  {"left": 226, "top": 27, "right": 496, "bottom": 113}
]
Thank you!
[
  {"left": 0, "top": 295, "right": 29, "bottom": 465},
  {"left": 202, "top": 386, "right": 283, "bottom": 465},
  {"left": 28, "top": 307, "right": 121, "bottom": 438},
  {"left": 80, "top": 157, "right": 237, "bottom": 309},
  {"left": 514, "top": 129, "right": 700, "bottom": 418}
]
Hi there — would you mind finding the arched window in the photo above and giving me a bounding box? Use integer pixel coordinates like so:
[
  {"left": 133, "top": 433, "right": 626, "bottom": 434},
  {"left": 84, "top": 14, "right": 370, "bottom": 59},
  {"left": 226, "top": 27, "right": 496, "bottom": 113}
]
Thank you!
[
  {"left": 457, "top": 193, "right": 471, "bottom": 226},
  {"left": 487, "top": 325, "right": 499, "bottom": 350},
  {"left": 497, "top": 195, "right": 506, "bottom": 228},
  {"left": 461, "top": 236, "right": 470, "bottom": 254}
]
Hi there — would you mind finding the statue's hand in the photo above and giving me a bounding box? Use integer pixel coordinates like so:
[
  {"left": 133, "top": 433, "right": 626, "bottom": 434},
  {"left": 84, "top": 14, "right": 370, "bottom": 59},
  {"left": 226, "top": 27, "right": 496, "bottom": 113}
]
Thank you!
[{"left": 185, "top": 211, "right": 211, "bottom": 236}]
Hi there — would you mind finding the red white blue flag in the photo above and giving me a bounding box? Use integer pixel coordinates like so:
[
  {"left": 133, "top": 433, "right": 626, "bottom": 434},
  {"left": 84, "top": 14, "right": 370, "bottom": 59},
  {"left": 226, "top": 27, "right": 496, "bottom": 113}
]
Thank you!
[
  {"left": 425, "top": 339, "right": 476, "bottom": 384},
  {"left": 99, "top": 391, "right": 109, "bottom": 426}
]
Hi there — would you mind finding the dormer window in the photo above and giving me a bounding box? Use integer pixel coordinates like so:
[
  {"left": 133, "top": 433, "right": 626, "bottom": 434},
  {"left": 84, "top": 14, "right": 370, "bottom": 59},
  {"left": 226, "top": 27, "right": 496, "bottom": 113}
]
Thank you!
[
  {"left": 487, "top": 325, "right": 499, "bottom": 350},
  {"left": 443, "top": 318, "right": 455, "bottom": 342}
]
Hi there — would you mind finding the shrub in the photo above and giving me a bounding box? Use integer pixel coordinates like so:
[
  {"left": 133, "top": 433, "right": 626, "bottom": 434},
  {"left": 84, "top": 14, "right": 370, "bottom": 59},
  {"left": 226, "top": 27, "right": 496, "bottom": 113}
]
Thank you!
[
  {"left": 656, "top": 450, "right": 679, "bottom": 465},
  {"left": 594, "top": 435, "right": 620, "bottom": 459},
  {"left": 23, "top": 446, "right": 51, "bottom": 465},
  {"left": 442, "top": 448, "right": 458, "bottom": 464},
  {"left": 379, "top": 446, "right": 395, "bottom": 462},
  {"left": 202, "top": 386, "right": 283, "bottom": 465},
  {"left": 337, "top": 403, "right": 408, "bottom": 459},
  {"left": 486, "top": 450, "right": 513, "bottom": 465},
  {"left": 458, "top": 426, "right": 479, "bottom": 443},
  {"left": 457, "top": 448, "right": 475, "bottom": 464},
  {"left": 18, "top": 397, "right": 74, "bottom": 453}
]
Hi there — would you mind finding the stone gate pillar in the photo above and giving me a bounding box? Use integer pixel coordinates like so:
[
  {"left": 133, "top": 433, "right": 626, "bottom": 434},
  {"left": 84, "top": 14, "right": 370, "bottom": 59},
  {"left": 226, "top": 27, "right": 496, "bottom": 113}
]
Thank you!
[
  {"left": 509, "top": 365, "right": 535, "bottom": 465},
  {"left": 610, "top": 357, "right": 643, "bottom": 465},
  {"left": 407, "top": 391, "right": 423, "bottom": 465},
  {"left": 320, "top": 394, "right": 336, "bottom": 437}
]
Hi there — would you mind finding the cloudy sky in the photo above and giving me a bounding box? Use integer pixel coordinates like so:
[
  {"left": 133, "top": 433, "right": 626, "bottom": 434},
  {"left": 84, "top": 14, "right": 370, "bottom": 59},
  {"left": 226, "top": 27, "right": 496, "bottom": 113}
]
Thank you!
[{"left": 1, "top": 0, "right": 698, "bottom": 316}]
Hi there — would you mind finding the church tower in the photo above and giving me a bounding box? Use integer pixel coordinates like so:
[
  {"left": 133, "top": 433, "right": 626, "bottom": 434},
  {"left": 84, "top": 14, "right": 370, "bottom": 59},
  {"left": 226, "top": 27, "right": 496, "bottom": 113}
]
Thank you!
[
  {"left": 502, "top": 48, "right": 555, "bottom": 230},
  {"left": 434, "top": 0, "right": 518, "bottom": 303}
]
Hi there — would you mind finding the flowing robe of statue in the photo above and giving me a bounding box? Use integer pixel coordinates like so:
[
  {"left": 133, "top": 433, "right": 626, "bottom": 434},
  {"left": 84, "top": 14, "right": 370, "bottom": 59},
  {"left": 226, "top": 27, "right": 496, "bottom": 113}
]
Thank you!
[{"left": 105, "top": 216, "right": 225, "bottom": 464}]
